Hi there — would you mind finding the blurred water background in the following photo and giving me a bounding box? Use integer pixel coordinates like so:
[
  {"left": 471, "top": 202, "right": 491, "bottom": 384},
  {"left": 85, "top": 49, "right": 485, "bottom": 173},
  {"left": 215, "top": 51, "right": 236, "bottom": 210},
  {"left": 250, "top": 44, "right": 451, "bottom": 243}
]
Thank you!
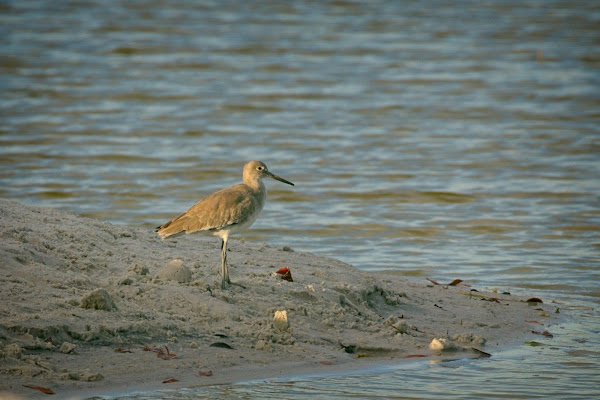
[{"left": 1, "top": 0, "right": 599, "bottom": 398}]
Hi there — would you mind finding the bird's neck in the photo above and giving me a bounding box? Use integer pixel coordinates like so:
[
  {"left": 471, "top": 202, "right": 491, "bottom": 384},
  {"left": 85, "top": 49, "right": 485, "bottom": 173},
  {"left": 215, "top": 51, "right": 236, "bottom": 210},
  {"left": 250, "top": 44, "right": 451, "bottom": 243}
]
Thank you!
[
  {"left": 245, "top": 178, "right": 265, "bottom": 194},
  {"left": 247, "top": 180, "right": 267, "bottom": 207}
]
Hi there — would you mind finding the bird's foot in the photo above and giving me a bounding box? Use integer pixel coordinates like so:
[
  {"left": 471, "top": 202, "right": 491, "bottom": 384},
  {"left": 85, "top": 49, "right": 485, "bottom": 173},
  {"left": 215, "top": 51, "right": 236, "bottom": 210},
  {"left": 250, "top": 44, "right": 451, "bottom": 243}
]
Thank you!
[{"left": 220, "top": 280, "right": 245, "bottom": 290}]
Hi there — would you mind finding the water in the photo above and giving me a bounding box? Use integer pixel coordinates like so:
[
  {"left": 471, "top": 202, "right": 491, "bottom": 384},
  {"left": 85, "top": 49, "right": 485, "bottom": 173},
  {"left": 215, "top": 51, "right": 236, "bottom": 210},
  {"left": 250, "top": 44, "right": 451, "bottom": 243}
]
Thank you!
[
  {"left": 1, "top": 0, "right": 599, "bottom": 398},
  {"left": 100, "top": 316, "right": 600, "bottom": 399}
]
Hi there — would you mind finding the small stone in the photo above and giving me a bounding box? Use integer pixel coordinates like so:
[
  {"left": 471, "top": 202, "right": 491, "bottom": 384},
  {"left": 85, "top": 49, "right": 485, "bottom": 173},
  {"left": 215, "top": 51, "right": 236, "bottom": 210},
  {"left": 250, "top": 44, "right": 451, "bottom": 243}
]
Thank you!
[
  {"left": 2, "top": 343, "right": 22, "bottom": 359},
  {"left": 281, "top": 246, "right": 294, "bottom": 252},
  {"left": 166, "top": 331, "right": 179, "bottom": 343},
  {"left": 60, "top": 371, "right": 104, "bottom": 381},
  {"left": 429, "top": 338, "right": 459, "bottom": 351},
  {"left": 87, "top": 372, "right": 104, "bottom": 382},
  {"left": 80, "top": 288, "right": 117, "bottom": 311},
  {"left": 190, "top": 342, "right": 198, "bottom": 349},
  {"left": 60, "top": 342, "right": 77, "bottom": 354},
  {"left": 385, "top": 316, "right": 410, "bottom": 334},
  {"left": 255, "top": 340, "right": 270, "bottom": 351},
  {"left": 452, "top": 333, "right": 487, "bottom": 346},
  {"left": 118, "top": 277, "right": 134, "bottom": 285},
  {"left": 273, "top": 310, "right": 290, "bottom": 332},
  {"left": 393, "top": 322, "right": 409, "bottom": 334},
  {"left": 128, "top": 263, "right": 149, "bottom": 275},
  {"left": 156, "top": 259, "right": 192, "bottom": 283}
]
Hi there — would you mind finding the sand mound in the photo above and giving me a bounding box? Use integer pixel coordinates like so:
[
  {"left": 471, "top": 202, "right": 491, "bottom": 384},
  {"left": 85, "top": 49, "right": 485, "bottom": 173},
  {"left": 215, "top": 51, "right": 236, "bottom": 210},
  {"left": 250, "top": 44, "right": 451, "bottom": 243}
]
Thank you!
[
  {"left": 155, "top": 259, "right": 192, "bottom": 283},
  {"left": 0, "top": 200, "right": 557, "bottom": 398}
]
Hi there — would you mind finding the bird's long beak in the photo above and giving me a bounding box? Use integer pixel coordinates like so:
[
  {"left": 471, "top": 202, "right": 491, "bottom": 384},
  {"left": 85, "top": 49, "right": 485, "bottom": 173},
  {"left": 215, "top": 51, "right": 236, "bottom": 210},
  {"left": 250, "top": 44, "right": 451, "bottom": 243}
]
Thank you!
[{"left": 268, "top": 172, "right": 294, "bottom": 186}]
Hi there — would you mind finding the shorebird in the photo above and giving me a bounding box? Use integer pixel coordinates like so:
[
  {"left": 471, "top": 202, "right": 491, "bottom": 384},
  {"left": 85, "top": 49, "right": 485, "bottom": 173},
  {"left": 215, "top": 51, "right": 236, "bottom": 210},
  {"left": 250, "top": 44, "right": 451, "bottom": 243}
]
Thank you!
[{"left": 156, "top": 160, "right": 294, "bottom": 289}]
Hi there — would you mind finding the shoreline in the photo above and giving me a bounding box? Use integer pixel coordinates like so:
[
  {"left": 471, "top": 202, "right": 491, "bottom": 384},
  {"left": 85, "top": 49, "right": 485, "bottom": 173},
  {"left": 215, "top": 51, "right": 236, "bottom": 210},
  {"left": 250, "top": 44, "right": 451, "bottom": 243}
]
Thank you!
[{"left": 0, "top": 200, "right": 559, "bottom": 399}]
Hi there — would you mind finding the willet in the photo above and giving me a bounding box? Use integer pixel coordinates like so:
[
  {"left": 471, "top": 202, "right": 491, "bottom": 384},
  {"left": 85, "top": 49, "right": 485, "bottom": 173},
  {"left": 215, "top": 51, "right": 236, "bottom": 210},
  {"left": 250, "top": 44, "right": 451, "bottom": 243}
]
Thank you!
[{"left": 156, "top": 160, "right": 294, "bottom": 289}]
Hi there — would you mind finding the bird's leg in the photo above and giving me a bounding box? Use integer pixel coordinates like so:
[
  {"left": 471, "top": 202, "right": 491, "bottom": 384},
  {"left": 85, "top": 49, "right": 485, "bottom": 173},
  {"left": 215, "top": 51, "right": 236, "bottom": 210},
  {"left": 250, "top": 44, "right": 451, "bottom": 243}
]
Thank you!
[{"left": 221, "top": 237, "right": 230, "bottom": 289}]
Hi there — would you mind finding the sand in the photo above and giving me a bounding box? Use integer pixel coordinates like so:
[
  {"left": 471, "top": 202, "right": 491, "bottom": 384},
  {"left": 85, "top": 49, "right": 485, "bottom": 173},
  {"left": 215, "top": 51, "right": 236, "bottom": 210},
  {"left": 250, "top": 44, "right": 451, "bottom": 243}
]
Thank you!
[{"left": 0, "top": 200, "right": 559, "bottom": 399}]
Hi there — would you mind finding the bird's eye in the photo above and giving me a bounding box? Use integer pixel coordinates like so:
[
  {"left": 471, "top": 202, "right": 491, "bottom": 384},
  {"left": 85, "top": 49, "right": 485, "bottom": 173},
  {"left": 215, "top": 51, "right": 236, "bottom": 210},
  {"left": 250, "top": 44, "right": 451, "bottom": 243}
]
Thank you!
[{"left": 257, "top": 166, "right": 264, "bottom": 171}]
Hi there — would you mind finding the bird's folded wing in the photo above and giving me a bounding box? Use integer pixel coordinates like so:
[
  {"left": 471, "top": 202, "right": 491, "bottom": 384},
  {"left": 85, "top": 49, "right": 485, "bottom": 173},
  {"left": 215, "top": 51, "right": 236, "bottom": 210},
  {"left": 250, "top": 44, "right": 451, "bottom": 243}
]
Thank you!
[{"left": 157, "top": 185, "right": 259, "bottom": 238}]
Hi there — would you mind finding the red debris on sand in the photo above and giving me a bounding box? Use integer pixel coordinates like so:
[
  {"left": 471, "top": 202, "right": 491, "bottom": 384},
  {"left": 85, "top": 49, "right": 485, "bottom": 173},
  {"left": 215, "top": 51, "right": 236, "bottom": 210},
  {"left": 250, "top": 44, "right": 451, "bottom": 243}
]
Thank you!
[
  {"left": 143, "top": 345, "right": 177, "bottom": 360},
  {"left": 276, "top": 267, "right": 293, "bottom": 282},
  {"left": 427, "top": 278, "right": 464, "bottom": 287},
  {"left": 23, "top": 385, "right": 55, "bottom": 395}
]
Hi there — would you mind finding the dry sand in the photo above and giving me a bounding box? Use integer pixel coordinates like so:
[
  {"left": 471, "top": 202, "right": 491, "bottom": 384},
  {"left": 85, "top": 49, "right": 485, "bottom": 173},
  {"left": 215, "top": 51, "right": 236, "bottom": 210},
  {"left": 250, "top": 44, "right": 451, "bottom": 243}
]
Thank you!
[{"left": 0, "top": 200, "right": 558, "bottom": 399}]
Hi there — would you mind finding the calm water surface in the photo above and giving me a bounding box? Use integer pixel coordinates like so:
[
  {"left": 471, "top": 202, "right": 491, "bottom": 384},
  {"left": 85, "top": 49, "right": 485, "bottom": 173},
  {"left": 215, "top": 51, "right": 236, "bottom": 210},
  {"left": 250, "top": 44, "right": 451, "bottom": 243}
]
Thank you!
[{"left": 1, "top": 0, "right": 599, "bottom": 398}]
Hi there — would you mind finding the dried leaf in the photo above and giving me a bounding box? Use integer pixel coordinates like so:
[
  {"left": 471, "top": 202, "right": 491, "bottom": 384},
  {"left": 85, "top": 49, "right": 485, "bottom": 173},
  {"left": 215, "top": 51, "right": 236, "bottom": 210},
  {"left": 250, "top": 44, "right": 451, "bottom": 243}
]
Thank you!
[
  {"left": 357, "top": 353, "right": 369, "bottom": 358},
  {"left": 23, "top": 385, "right": 55, "bottom": 395},
  {"left": 484, "top": 297, "right": 501, "bottom": 303},
  {"left": 115, "top": 347, "right": 132, "bottom": 353},
  {"left": 144, "top": 345, "right": 177, "bottom": 359},
  {"left": 162, "top": 378, "right": 178, "bottom": 383},
  {"left": 470, "top": 348, "right": 492, "bottom": 358},
  {"left": 405, "top": 354, "right": 427, "bottom": 358},
  {"left": 525, "top": 320, "right": 541, "bottom": 324},
  {"left": 532, "top": 330, "right": 554, "bottom": 338},
  {"left": 525, "top": 341, "right": 545, "bottom": 347},
  {"left": 199, "top": 370, "right": 213, "bottom": 377},
  {"left": 319, "top": 361, "right": 335, "bottom": 365},
  {"left": 427, "top": 278, "right": 465, "bottom": 286},
  {"left": 157, "top": 346, "right": 177, "bottom": 360},
  {"left": 525, "top": 297, "right": 543, "bottom": 304},
  {"left": 462, "top": 291, "right": 522, "bottom": 303}
]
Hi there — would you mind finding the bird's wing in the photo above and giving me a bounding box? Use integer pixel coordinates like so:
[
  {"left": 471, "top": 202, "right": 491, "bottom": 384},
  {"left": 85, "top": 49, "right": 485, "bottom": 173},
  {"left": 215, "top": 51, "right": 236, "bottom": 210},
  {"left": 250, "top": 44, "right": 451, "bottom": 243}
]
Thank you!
[{"left": 156, "top": 185, "right": 259, "bottom": 238}]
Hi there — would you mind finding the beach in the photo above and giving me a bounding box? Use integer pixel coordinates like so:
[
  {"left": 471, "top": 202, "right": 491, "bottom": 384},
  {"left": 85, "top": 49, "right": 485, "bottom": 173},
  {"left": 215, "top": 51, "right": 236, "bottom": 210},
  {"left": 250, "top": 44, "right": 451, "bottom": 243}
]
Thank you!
[{"left": 0, "top": 200, "right": 559, "bottom": 399}]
